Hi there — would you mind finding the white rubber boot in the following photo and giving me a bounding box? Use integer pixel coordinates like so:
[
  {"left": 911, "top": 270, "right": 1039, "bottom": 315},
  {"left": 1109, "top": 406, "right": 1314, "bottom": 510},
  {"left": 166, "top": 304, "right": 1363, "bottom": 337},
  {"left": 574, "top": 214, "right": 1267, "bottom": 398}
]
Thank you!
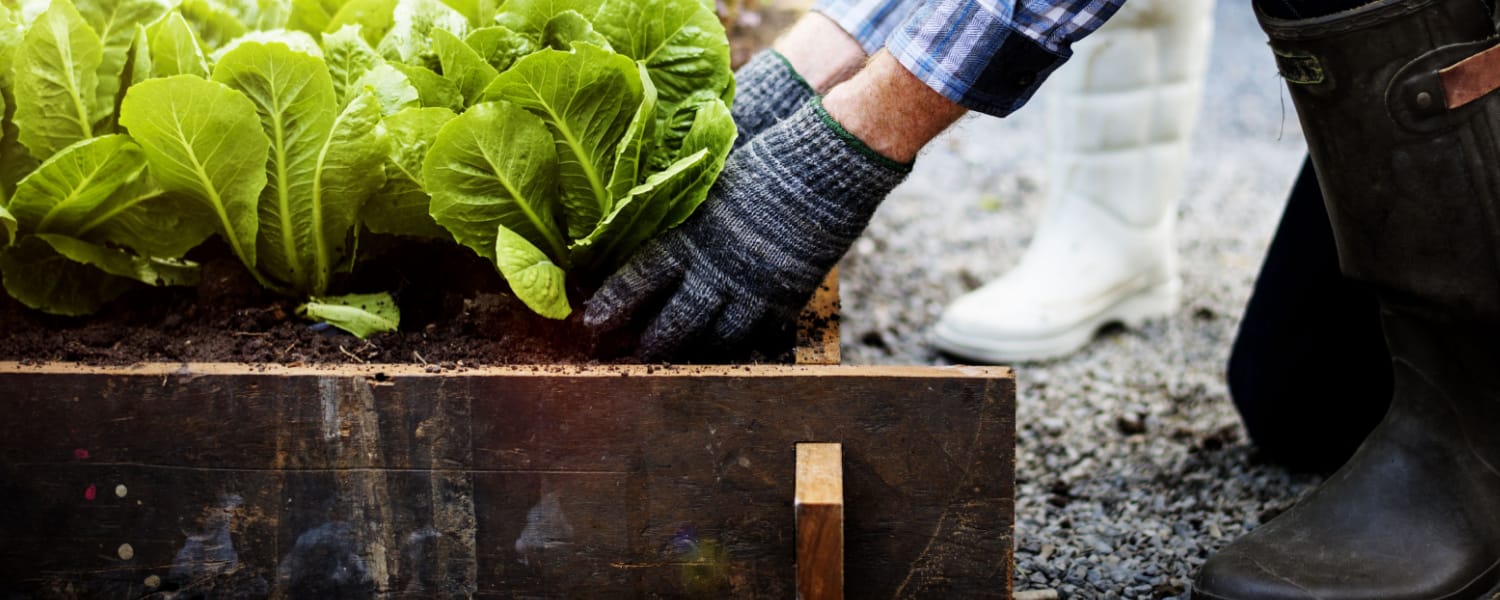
[{"left": 933, "top": 0, "right": 1216, "bottom": 363}]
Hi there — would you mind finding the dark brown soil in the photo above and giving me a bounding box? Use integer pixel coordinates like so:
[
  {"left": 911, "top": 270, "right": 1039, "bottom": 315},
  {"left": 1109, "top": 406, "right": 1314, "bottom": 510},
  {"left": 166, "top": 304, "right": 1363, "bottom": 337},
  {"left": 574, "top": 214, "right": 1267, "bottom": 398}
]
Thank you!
[{"left": 0, "top": 237, "right": 794, "bottom": 367}]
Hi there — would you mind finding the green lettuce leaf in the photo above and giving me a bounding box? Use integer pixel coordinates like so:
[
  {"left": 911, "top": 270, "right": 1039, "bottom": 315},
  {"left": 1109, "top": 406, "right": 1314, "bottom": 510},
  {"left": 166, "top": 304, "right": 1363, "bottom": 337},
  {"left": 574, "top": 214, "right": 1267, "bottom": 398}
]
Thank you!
[
  {"left": 0, "top": 204, "right": 14, "bottom": 246},
  {"left": 0, "top": 81, "right": 36, "bottom": 204},
  {"left": 213, "top": 41, "right": 387, "bottom": 295},
  {"left": 482, "top": 43, "right": 641, "bottom": 238},
  {"left": 389, "top": 61, "right": 460, "bottom": 110},
  {"left": 78, "top": 175, "right": 216, "bottom": 257},
  {"left": 306, "top": 91, "right": 387, "bottom": 291},
  {"left": 539, "top": 9, "right": 606, "bottom": 52},
  {"left": 434, "top": 0, "right": 494, "bottom": 28},
  {"left": 491, "top": 0, "right": 601, "bottom": 41},
  {"left": 572, "top": 147, "right": 705, "bottom": 265},
  {"left": 592, "top": 0, "right": 731, "bottom": 111},
  {"left": 0, "top": 3, "right": 19, "bottom": 75},
  {"left": 0, "top": 4, "right": 35, "bottom": 198},
  {"left": 297, "top": 291, "right": 400, "bottom": 337},
  {"left": 0, "top": 132, "right": 211, "bottom": 302},
  {"left": 425, "top": 100, "right": 564, "bottom": 263},
  {"left": 74, "top": 0, "right": 173, "bottom": 128},
  {"left": 325, "top": 0, "right": 398, "bottom": 46},
  {"left": 211, "top": 39, "right": 333, "bottom": 291},
  {"left": 179, "top": 0, "right": 249, "bottom": 48},
  {"left": 0, "top": 87, "right": 6, "bottom": 196},
  {"left": 15, "top": 0, "right": 52, "bottom": 24},
  {"left": 222, "top": 0, "right": 292, "bottom": 31},
  {"left": 210, "top": 28, "right": 322, "bottom": 61},
  {"left": 605, "top": 61, "right": 654, "bottom": 203},
  {"left": 13, "top": 0, "right": 102, "bottom": 159},
  {"left": 462, "top": 25, "right": 530, "bottom": 72},
  {"left": 353, "top": 62, "right": 419, "bottom": 115},
  {"left": 376, "top": 0, "right": 466, "bottom": 69},
  {"left": 36, "top": 232, "right": 199, "bottom": 285},
  {"left": 119, "top": 75, "right": 267, "bottom": 275},
  {"left": 287, "top": 0, "right": 340, "bottom": 35},
  {"left": 362, "top": 105, "right": 453, "bottom": 238},
  {"left": 649, "top": 97, "right": 733, "bottom": 235},
  {"left": 647, "top": 87, "right": 716, "bottom": 170},
  {"left": 13, "top": 136, "right": 217, "bottom": 259},
  {"left": 0, "top": 234, "right": 134, "bottom": 314},
  {"left": 431, "top": 26, "right": 493, "bottom": 106},
  {"left": 577, "top": 97, "right": 733, "bottom": 267},
  {"left": 148, "top": 12, "right": 210, "bottom": 77},
  {"left": 322, "top": 24, "right": 420, "bottom": 114},
  {"left": 323, "top": 24, "right": 382, "bottom": 103},
  {"left": 8, "top": 134, "right": 147, "bottom": 234},
  {"left": 0, "top": 234, "right": 197, "bottom": 315},
  {"left": 110, "top": 24, "right": 153, "bottom": 121},
  {"left": 495, "top": 223, "right": 568, "bottom": 319}
]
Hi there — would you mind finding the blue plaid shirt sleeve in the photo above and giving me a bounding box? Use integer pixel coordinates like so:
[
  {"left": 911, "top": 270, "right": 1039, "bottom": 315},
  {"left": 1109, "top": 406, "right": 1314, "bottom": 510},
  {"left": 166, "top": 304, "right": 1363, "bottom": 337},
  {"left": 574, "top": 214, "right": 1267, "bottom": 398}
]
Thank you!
[
  {"left": 814, "top": 0, "right": 1127, "bottom": 117},
  {"left": 812, "top": 0, "right": 922, "bottom": 55}
]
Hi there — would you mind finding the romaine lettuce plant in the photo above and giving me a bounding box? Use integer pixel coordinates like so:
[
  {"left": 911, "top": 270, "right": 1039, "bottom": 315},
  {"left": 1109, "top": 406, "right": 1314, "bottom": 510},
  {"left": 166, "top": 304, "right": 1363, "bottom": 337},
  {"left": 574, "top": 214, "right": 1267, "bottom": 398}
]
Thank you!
[
  {"left": 422, "top": 0, "right": 737, "bottom": 319},
  {"left": 0, "top": 0, "right": 214, "bottom": 316},
  {"left": 0, "top": 0, "right": 737, "bottom": 334},
  {"left": 117, "top": 34, "right": 399, "bottom": 335},
  {"left": 0, "top": 135, "right": 210, "bottom": 315},
  {"left": 0, "top": 0, "right": 400, "bottom": 333}
]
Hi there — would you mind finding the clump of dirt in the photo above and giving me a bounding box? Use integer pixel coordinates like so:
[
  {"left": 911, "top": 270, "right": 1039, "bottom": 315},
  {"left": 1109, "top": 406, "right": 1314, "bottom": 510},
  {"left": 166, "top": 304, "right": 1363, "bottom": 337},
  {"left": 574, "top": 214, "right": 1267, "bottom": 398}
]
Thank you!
[{"left": 0, "top": 237, "right": 796, "bottom": 366}]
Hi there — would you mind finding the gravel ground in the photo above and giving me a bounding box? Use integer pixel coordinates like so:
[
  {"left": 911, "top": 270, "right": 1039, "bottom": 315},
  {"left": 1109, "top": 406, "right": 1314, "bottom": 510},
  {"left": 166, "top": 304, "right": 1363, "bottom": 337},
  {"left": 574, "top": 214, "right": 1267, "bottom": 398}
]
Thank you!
[{"left": 837, "top": 3, "right": 1324, "bottom": 598}]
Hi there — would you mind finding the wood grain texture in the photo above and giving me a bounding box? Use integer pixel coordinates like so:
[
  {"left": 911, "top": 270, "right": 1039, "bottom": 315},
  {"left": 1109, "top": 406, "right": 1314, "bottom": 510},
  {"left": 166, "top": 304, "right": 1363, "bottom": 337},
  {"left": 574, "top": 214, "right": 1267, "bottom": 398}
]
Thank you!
[
  {"left": 797, "top": 443, "right": 844, "bottom": 600},
  {"left": 796, "top": 269, "right": 841, "bottom": 366},
  {"left": 796, "top": 443, "right": 843, "bottom": 506},
  {"left": 0, "top": 364, "right": 1014, "bottom": 598}
]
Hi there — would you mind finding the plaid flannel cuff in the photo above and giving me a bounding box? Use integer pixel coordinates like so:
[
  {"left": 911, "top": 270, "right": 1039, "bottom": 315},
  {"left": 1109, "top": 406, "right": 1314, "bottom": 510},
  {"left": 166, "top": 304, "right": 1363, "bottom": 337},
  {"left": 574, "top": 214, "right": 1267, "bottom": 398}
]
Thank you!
[
  {"left": 812, "top": 0, "right": 921, "bottom": 55},
  {"left": 886, "top": 0, "right": 1125, "bottom": 117}
]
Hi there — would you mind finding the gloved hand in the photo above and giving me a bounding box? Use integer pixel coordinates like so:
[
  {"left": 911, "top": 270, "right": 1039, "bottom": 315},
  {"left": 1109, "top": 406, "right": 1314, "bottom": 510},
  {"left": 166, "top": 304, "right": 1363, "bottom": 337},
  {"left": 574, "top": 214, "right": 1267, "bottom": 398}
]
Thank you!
[
  {"left": 730, "top": 49, "right": 816, "bottom": 148},
  {"left": 584, "top": 98, "right": 911, "bottom": 361}
]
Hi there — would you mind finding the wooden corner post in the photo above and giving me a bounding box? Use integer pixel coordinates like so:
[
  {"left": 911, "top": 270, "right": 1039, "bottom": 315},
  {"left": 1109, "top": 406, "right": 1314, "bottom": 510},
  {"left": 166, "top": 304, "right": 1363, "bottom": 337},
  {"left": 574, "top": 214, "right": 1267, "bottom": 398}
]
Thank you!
[{"left": 796, "top": 443, "right": 844, "bottom": 600}]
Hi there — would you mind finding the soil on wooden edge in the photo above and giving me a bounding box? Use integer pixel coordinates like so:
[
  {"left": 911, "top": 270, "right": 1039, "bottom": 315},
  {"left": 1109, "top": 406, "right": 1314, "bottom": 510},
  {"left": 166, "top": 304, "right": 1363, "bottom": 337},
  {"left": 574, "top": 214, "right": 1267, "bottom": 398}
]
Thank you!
[{"left": 0, "top": 237, "right": 797, "bottom": 367}]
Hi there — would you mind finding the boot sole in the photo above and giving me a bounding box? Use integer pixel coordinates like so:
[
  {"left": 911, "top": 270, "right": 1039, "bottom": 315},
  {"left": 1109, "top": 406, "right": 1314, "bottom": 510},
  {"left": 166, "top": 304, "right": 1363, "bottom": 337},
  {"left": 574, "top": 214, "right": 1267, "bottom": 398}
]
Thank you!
[
  {"left": 932, "top": 279, "right": 1178, "bottom": 363},
  {"left": 1189, "top": 557, "right": 1500, "bottom": 599}
]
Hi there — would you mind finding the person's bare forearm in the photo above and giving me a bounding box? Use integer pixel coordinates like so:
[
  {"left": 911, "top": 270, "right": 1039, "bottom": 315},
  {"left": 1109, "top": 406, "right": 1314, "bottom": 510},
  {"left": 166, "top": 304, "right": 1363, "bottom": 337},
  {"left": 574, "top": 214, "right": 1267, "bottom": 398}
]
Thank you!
[
  {"left": 773, "top": 12, "right": 866, "bottom": 93},
  {"left": 770, "top": 13, "right": 964, "bottom": 162},
  {"left": 822, "top": 51, "right": 969, "bottom": 163}
]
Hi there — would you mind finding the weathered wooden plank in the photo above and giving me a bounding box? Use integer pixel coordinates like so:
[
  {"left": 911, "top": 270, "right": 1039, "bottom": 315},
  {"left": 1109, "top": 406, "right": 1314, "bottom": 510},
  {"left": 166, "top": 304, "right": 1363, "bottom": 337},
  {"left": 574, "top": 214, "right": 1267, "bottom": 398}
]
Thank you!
[
  {"left": 797, "top": 443, "right": 844, "bottom": 600},
  {"left": 797, "top": 270, "right": 842, "bottom": 366},
  {"left": 0, "top": 363, "right": 1014, "bottom": 598}
]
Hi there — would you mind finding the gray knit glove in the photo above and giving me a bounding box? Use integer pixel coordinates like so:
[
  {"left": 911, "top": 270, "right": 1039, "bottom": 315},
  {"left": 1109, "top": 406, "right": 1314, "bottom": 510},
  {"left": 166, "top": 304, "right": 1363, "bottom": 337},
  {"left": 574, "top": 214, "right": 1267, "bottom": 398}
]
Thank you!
[
  {"left": 584, "top": 98, "right": 912, "bottom": 361},
  {"left": 731, "top": 49, "right": 815, "bottom": 148}
]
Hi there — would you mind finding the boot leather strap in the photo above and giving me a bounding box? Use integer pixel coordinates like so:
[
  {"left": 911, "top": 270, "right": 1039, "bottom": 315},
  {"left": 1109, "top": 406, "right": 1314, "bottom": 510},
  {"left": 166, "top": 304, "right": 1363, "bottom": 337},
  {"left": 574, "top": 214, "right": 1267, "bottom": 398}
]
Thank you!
[{"left": 1440, "top": 40, "right": 1500, "bottom": 109}]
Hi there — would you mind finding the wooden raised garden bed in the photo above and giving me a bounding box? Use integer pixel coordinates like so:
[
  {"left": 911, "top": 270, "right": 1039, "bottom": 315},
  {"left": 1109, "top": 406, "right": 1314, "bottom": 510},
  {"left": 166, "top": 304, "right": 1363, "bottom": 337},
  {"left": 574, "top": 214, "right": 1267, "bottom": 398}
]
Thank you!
[{"left": 0, "top": 277, "right": 1016, "bottom": 598}]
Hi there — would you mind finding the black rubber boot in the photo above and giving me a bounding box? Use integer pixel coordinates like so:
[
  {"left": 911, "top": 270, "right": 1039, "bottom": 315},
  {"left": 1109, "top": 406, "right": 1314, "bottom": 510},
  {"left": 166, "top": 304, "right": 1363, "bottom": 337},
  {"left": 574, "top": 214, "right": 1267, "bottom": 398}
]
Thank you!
[
  {"left": 1227, "top": 158, "right": 1391, "bottom": 475},
  {"left": 1194, "top": 0, "right": 1500, "bottom": 598}
]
